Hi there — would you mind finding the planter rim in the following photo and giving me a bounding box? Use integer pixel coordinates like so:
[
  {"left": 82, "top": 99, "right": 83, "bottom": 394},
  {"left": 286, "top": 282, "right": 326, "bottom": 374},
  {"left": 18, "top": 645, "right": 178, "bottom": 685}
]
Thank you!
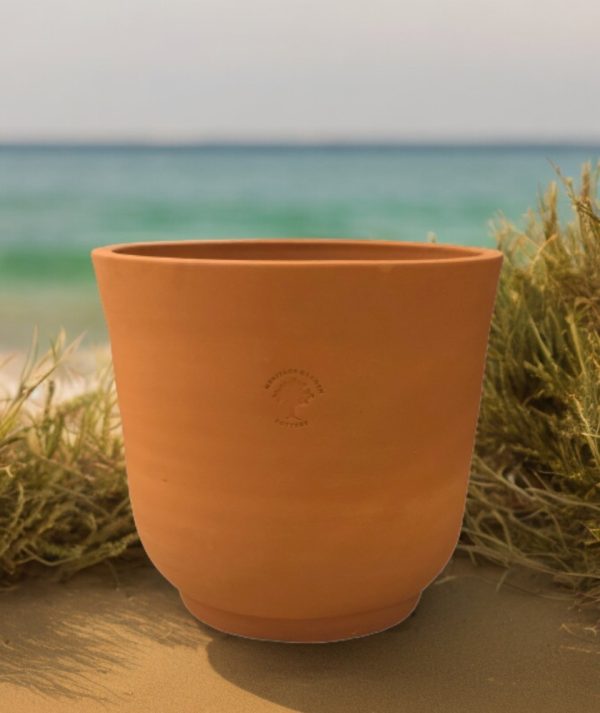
[{"left": 92, "top": 238, "right": 502, "bottom": 267}]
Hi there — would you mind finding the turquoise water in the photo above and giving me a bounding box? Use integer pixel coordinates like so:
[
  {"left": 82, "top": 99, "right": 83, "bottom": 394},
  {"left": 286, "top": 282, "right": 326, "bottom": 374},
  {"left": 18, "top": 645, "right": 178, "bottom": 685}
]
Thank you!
[{"left": 1, "top": 144, "right": 598, "bottom": 347}]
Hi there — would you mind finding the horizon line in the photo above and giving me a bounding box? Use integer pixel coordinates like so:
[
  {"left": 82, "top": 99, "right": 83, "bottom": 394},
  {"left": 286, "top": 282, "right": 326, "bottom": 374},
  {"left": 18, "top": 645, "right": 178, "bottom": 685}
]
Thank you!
[{"left": 0, "top": 138, "right": 599, "bottom": 150}]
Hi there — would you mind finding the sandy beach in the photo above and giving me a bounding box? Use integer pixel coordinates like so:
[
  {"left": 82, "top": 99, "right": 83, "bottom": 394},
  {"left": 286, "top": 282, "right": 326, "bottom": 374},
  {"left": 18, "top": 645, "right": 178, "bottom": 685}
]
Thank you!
[{"left": 1, "top": 555, "right": 598, "bottom": 713}]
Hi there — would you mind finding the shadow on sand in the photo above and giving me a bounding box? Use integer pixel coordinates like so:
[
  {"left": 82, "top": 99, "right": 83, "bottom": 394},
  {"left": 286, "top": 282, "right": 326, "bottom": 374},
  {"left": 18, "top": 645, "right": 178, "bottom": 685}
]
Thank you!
[
  {"left": 204, "top": 561, "right": 598, "bottom": 713},
  {"left": 1, "top": 557, "right": 597, "bottom": 712},
  {"left": 0, "top": 563, "right": 204, "bottom": 703}
]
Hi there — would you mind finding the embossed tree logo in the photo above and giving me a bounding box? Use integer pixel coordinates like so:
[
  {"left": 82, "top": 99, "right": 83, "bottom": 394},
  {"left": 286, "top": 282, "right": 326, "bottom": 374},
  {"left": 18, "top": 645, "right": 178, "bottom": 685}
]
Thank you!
[{"left": 272, "top": 376, "right": 316, "bottom": 424}]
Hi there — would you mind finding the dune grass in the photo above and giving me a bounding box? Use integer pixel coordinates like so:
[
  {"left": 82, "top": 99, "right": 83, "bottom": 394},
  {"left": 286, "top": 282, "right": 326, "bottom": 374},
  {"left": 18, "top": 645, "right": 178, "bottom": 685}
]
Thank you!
[
  {"left": 0, "top": 334, "right": 140, "bottom": 583},
  {"left": 0, "top": 164, "right": 598, "bottom": 607},
  {"left": 460, "top": 163, "right": 600, "bottom": 606}
]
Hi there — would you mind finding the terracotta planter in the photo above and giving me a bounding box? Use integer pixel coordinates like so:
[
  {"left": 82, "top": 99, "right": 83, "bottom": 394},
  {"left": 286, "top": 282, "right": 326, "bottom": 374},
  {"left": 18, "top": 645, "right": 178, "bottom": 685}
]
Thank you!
[{"left": 92, "top": 238, "right": 502, "bottom": 643}]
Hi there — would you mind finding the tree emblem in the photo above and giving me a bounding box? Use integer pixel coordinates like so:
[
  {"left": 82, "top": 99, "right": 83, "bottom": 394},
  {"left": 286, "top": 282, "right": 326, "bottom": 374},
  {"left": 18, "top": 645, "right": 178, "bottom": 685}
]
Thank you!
[
  {"left": 264, "top": 369, "right": 324, "bottom": 427},
  {"left": 271, "top": 376, "right": 316, "bottom": 425}
]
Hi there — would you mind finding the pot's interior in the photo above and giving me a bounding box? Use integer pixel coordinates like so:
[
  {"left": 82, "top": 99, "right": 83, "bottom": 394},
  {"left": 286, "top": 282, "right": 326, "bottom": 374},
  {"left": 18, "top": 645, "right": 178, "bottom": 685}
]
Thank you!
[{"left": 114, "top": 240, "right": 485, "bottom": 262}]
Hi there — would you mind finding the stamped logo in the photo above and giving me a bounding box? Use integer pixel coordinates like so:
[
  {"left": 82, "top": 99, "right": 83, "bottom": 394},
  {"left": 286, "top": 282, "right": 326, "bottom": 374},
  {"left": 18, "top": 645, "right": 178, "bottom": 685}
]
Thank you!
[{"left": 264, "top": 369, "right": 324, "bottom": 427}]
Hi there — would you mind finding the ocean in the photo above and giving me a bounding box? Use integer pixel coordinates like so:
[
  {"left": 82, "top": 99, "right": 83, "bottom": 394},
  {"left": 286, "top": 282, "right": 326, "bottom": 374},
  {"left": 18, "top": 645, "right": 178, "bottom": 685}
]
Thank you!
[{"left": 1, "top": 144, "right": 598, "bottom": 348}]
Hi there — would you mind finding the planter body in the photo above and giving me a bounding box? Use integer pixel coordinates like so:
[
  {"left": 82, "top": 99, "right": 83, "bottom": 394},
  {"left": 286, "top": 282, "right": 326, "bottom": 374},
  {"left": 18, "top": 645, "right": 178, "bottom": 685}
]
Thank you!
[{"left": 92, "top": 239, "right": 502, "bottom": 642}]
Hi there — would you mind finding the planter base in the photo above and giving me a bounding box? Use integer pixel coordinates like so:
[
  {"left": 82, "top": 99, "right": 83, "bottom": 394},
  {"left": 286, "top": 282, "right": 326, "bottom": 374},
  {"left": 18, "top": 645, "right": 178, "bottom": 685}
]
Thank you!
[{"left": 179, "top": 592, "right": 422, "bottom": 643}]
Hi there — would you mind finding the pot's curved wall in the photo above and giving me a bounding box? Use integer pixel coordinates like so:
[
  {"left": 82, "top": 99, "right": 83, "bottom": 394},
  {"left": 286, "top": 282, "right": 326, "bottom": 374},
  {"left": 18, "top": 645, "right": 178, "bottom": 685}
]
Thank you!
[{"left": 93, "top": 241, "right": 502, "bottom": 631}]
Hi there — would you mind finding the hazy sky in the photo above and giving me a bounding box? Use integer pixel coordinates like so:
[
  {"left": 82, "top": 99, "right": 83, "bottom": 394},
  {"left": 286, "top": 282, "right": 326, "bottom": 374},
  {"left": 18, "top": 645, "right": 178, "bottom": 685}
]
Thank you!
[{"left": 1, "top": 0, "right": 599, "bottom": 141}]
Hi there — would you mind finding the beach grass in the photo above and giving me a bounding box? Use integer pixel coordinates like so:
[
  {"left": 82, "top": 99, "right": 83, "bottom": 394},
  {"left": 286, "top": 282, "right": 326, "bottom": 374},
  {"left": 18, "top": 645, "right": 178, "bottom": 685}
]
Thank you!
[
  {"left": 460, "top": 162, "right": 600, "bottom": 607},
  {"left": 1, "top": 164, "right": 598, "bottom": 608},
  {"left": 0, "top": 333, "right": 140, "bottom": 583}
]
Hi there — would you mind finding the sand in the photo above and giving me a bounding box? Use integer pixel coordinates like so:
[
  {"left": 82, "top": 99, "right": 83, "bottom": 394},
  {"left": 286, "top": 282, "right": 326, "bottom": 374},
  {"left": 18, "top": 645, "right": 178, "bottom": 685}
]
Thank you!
[{"left": 1, "top": 555, "right": 598, "bottom": 713}]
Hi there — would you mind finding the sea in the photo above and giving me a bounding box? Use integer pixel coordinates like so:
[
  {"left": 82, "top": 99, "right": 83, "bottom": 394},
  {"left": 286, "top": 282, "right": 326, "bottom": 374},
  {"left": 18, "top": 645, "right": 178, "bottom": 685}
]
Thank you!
[{"left": 0, "top": 143, "right": 598, "bottom": 349}]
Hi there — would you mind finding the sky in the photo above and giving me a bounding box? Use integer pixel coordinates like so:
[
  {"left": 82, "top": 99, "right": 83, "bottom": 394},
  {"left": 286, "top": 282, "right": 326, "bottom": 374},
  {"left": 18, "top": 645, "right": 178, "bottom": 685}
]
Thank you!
[{"left": 1, "top": 0, "right": 599, "bottom": 142}]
